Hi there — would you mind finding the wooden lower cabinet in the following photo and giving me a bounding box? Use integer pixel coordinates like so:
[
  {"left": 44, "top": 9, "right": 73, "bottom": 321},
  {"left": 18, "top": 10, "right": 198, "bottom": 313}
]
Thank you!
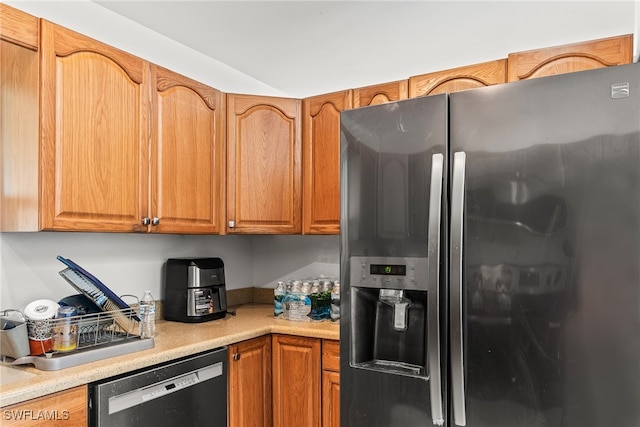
[
  {"left": 322, "top": 371, "right": 340, "bottom": 427},
  {"left": 322, "top": 340, "right": 340, "bottom": 427},
  {"left": 230, "top": 335, "right": 338, "bottom": 427},
  {"left": 272, "top": 334, "right": 322, "bottom": 427},
  {"left": 1, "top": 385, "right": 87, "bottom": 427},
  {"left": 228, "top": 335, "right": 272, "bottom": 427}
]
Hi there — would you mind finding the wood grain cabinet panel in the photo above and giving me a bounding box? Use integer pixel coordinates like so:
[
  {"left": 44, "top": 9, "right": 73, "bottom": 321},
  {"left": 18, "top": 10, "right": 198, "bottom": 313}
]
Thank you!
[
  {"left": 1, "top": 385, "right": 87, "bottom": 427},
  {"left": 303, "top": 90, "right": 351, "bottom": 234},
  {"left": 507, "top": 34, "right": 633, "bottom": 82},
  {"left": 409, "top": 59, "right": 507, "bottom": 97},
  {"left": 322, "top": 339, "right": 340, "bottom": 427},
  {"left": 227, "top": 95, "right": 302, "bottom": 234},
  {"left": 352, "top": 80, "right": 408, "bottom": 107},
  {"left": 0, "top": 3, "right": 38, "bottom": 49},
  {"left": 322, "top": 370, "right": 340, "bottom": 427},
  {"left": 229, "top": 336, "right": 272, "bottom": 427},
  {"left": 321, "top": 339, "right": 340, "bottom": 373},
  {"left": 150, "top": 66, "right": 225, "bottom": 234},
  {"left": 40, "top": 20, "right": 150, "bottom": 232},
  {"left": 0, "top": 4, "right": 39, "bottom": 231},
  {"left": 272, "top": 334, "right": 321, "bottom": 427}
]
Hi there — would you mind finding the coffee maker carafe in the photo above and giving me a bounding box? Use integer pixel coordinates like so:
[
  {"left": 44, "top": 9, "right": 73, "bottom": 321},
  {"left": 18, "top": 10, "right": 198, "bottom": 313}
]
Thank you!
[{"left": 163, "top": 258, "right": 227, "bottom": 323}]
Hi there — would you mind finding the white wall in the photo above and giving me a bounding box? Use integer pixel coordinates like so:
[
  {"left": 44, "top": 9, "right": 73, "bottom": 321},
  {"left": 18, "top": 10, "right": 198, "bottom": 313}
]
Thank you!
[
  {"left": 0, "top": 232, "right": 341, "bottom": 310},
  {"left": 252, "top": 235, "right": 340, "bottom": 287},
  {"left": 5, "top": 0, "right": 287, "bottom": 96},
  {"left": 0, "top": 233, "right": 254, "bottom": 309}
]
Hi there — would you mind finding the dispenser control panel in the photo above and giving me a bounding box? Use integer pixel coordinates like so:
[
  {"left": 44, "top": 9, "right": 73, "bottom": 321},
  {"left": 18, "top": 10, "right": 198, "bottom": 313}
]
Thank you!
[{"left": 350, "top": 256, "right": 428, "bottom": 290}]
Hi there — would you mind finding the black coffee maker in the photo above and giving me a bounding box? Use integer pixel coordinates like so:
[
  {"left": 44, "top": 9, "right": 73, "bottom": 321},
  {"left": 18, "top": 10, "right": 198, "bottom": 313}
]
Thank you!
[{"left": 163, "top": 258, "right": 227, "bottom": 323}]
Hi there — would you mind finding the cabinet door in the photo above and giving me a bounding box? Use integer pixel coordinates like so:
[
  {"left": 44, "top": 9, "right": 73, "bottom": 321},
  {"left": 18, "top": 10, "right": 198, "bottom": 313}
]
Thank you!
[
  {"left": 322, "top": 340, "right": 340, "bottom": 427},
  {"left": 352, "top": 80, "right": 408, "bottom": 108},
  {"left": 229, "top": 336, "right": 272, "bottom": 427},
  {"left": 1, "top": 385, "right": 87, "bottom": 427},
  {"left": 322, "top": 339, "right": 340, "bottom": 372},
  {"left": 507, "top": 34, "right": 633, "bottom": 82},
  {"left": 150, "top": 66, "right": 225, "bottom": 234},
  {"left": 322, "top": 370, "right": 340, "bottom": 427},
  {"left": 272, "top": 334, "right": 321, "bottom": 427},
  {"left": 302, "top": 90, "right": 351, "bottom": 234},
  {"left": 40, "top": 20, "right": 150, "bottom": 232},
  {"left": 1, "top": 4, "right": 39, "bottom": 231},
  {"left": 227, "top": 95, "right": 301, "bottom": 234},
  {"left": 409, "top": 59, "right": 507, "bottom": 97}
]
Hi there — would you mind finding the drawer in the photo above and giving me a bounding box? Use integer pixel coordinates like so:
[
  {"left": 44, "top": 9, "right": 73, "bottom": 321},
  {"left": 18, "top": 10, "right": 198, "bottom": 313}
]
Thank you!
[{"left": 322, "top": 340, "right": 340, "bottom": 372}]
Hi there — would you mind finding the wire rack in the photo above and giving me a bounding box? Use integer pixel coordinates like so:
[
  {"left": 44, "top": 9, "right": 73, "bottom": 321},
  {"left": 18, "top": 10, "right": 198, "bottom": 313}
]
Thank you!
[{"left": 42, "top": 307, "right": 140, "bottom": 353}]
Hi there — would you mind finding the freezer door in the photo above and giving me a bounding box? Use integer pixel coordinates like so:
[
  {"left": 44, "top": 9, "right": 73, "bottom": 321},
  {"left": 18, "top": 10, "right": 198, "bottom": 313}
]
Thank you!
[
  {"left": 340, "top": 95, "right": 448, "bottom": 427},
  {"left": 449, "top": 63, "right": 640, "bottom": 427}
]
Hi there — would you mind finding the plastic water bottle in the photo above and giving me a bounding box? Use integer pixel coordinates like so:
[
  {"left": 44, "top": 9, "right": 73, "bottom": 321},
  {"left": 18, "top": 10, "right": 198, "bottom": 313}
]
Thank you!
[
  {"left": 274, "top": 281, "right": 286, "bottom": 317},
  {"left": 139, "top": 290, "right": 156, "bottom": 339},
  {"left": 330, "top": 281, "right": 340, "bottom": 322},
  {"left": 284, "top": 281, "right": 311, "bottom": 321}
]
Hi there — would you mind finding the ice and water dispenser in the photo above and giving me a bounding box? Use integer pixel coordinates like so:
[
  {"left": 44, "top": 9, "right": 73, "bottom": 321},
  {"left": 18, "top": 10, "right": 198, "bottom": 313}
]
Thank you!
[{"left": 349, "top": 256, "right": 429, "bottom": 378}]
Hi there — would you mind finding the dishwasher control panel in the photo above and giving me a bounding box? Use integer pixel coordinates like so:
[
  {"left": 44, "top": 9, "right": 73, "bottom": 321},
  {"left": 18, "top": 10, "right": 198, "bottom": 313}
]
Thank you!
[{"left": 110, "top": 363, "right": 223, "bottom": 414}]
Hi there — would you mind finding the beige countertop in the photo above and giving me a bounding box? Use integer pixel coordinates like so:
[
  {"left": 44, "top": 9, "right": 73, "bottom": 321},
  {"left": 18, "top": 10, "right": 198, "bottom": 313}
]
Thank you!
[{"left": 0, "top": 304, "right": 339, "bottom": 407}]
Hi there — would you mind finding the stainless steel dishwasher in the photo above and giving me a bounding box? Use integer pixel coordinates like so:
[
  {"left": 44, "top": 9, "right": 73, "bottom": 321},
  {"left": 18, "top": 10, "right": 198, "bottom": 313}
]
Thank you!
[{"left": 89, "top": 347, "right": 227, "bottom": 427}]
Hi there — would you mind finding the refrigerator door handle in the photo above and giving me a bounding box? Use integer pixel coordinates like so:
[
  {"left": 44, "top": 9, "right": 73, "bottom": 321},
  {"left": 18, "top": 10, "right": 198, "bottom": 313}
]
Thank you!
[
  {"left": 427, "top": 153, "right": 445, "bottom": 426},
  {"left": 450, "top": 151, "right": 467, "bottom": 426}
]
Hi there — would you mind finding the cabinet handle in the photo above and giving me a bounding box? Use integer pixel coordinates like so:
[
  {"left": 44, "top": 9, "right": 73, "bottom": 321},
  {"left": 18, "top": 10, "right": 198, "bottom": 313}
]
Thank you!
[
  {"left": 151, "top": 217, "right": 160, "bottom": 226},
  {"left": 228, "top": 220, "right": 235, "bottom": 228},
  {"left": 233, "top": 353, "right": 241, "bottom": 361},
  {"left": 142, "top": 217, "right": 151, "bottom": 226}
]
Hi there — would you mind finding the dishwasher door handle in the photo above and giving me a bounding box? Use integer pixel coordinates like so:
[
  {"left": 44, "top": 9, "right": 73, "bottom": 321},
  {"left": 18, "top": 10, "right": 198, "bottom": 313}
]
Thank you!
[{"left": 109, "top": 362, "right": 223, "bottom": 415}]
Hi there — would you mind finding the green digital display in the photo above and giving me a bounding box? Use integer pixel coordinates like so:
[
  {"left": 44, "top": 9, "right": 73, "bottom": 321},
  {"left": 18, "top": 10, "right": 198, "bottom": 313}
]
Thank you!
[{"left": 370, "top": 264, "right": 406, "bottom": 276}]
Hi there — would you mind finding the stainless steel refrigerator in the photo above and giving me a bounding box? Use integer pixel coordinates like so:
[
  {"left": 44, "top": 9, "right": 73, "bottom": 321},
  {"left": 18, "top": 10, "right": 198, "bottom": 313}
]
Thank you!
[{"left": 339, "top": 63, "right": 640, "bottom": 427}]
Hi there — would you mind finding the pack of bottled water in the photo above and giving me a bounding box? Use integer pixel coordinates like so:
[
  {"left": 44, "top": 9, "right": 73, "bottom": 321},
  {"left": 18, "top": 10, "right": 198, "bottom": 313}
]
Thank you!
[{"left": 274, "top": 278, "right": 340, "bottom": 322}]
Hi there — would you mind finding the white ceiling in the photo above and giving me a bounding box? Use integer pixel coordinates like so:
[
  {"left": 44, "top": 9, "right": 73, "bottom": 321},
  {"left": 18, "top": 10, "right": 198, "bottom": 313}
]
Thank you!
[{"left": 94, "top": 1, "right": 637, "bottom": 98}]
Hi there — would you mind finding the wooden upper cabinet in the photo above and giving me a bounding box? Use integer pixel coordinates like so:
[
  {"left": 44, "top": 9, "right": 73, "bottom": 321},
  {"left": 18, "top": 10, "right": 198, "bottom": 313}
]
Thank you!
[
  {"left": 303, "top": 90, "right": 351, "bottom": 234},
  {"left": 352, "top": 80, "right": 408, "bottom": 108},
  {"left": 150, "top": 66, "right": 225, "bottom": 234},
  {"left": 409, "top": 59, "right": 507, "bottom": 97},
  {"left": 229, "top": 336, "right": 272, "bottom": 427},
  {"left": 272, "top": 334, "right": 321, "bottom": 427},
  {"left": 0, "top": 3, "right": 38, "bottom": 49},
  {"left": 227, "top": 94, "right": 301, "bottom": 234},
  {"left": 507, "top": 34, "right": 633, "bottom": 82},
  {"left": 1, "top": 4, "right": 39, "bottom": 231},
  {"left": 40, "top": 20, "right": 150, "bottom": 232}
]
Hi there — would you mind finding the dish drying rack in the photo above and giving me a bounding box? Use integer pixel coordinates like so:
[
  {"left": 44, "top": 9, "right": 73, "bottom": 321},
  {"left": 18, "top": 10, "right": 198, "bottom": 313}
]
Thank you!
[
  {"left": 11, "top": 308, "right": 155, "bottom": 371},
  {"left": 10, "top": 307, "right": 154, "bottom": 371},
  {"left": 6, "top": 258, "right": 155, "bottom": 371},
  {"left": 57, "top": 307, "right": 140, "bottom": 350}
]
